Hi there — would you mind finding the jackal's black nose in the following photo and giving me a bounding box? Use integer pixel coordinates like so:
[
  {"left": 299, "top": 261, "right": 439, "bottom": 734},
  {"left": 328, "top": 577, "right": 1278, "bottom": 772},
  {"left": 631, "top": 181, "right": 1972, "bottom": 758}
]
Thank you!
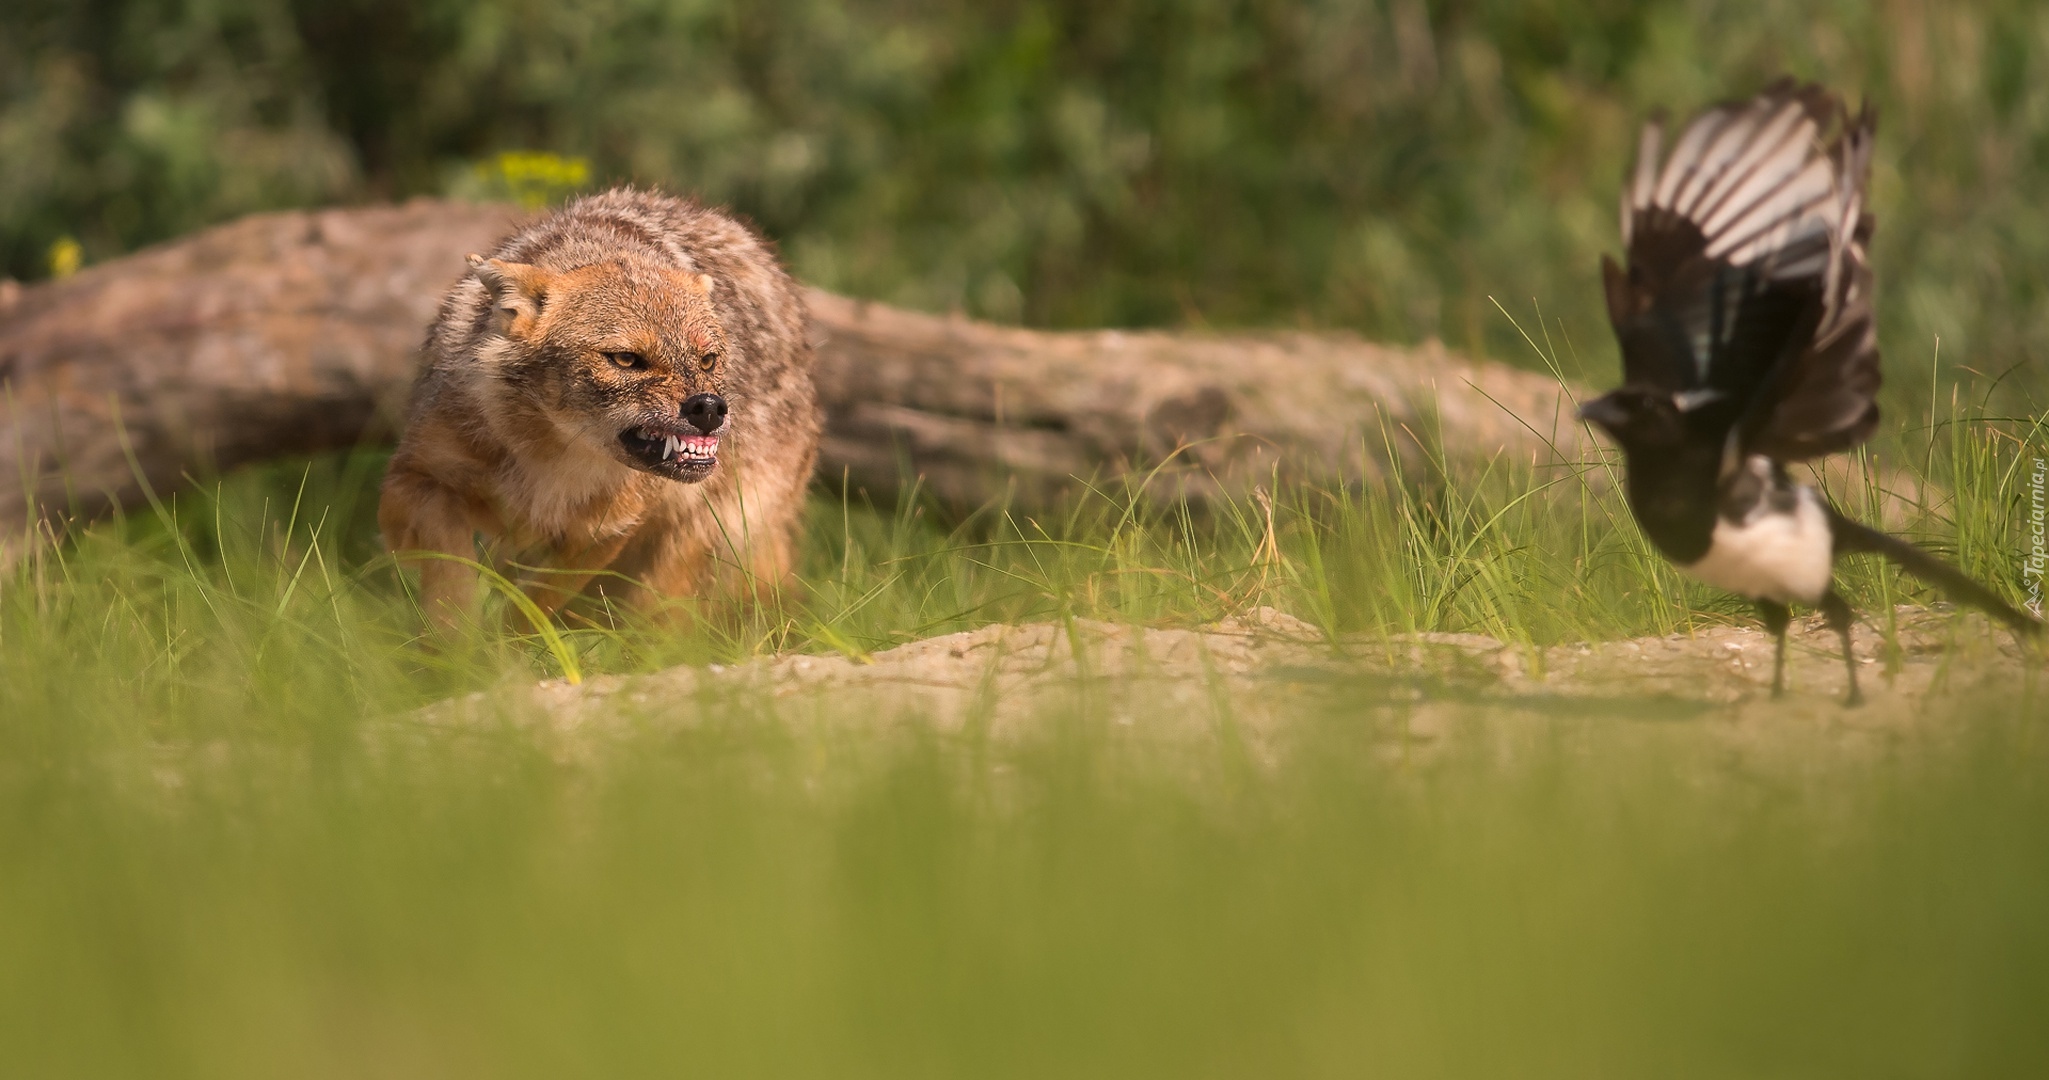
[{"left": 681, "top": 393, "right": 728, "bottom": 434}]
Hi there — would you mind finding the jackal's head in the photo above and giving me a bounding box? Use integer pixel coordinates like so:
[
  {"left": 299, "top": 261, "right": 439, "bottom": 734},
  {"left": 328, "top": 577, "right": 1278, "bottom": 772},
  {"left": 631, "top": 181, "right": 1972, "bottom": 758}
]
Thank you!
[{"left": 469, "top": 253, "right": 732, "bottom": 483}]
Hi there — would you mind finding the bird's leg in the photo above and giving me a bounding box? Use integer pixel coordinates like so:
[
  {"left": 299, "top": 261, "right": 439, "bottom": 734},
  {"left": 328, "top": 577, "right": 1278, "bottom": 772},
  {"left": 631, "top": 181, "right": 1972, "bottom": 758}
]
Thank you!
[
  {"left": 1819, "top": 590, "right": 1862, "bottom": 707},
  {"left": 1755, "top": 600, "right": 1791, "bottom": 699}
]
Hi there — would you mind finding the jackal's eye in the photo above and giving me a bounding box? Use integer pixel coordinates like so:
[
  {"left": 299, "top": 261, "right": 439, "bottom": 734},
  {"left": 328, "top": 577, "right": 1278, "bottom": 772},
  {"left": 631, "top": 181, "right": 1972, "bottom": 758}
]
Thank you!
[
  {"left": 698, "top": 350, "right": 719, "bottom": 372},
  {"left": 605, "top": 351, "right": 647, "bottom": 371}
]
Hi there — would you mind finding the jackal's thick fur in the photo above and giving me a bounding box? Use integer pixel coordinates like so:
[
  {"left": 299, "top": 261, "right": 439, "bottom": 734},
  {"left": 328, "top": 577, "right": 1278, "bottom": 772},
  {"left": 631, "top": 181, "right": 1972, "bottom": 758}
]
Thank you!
[{"left": 380, "top": 188, "right": 820, "bottom": 625}]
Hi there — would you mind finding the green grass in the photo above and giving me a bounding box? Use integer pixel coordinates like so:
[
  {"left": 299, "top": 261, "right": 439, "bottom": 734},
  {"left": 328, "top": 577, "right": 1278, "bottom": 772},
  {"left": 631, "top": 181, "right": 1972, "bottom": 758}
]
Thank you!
[
  {"left": 1, "top": 383, "right": 2045, "bottom": 1076},
  {"left": 11, "top": 5, "right": 2049, "bottom": 1064},
  {"left": 5, "top": 685, "right": 2048, "bottom": 1078}
]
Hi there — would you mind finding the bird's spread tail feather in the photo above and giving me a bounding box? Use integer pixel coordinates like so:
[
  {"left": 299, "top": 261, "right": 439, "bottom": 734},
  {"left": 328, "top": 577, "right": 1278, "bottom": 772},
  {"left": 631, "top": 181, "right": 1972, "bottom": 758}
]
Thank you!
[{"left": 1828, "top": 509, "right": 2043, "bottom": 636}]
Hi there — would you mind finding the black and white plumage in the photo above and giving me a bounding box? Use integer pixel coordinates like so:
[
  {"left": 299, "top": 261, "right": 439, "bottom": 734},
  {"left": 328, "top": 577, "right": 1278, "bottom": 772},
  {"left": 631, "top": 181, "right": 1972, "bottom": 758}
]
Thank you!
[{"left": 1578, "top": 79, "right": 2040, "bottom": 704}]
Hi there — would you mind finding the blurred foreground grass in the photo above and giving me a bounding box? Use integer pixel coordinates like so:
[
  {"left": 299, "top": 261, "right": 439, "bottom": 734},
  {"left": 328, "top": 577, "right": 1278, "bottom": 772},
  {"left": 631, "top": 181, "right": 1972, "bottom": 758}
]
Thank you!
[
  {"left": 1, "top": 379, "right": 2045, "bottom": 1074},
  {"left": 3, "top": 675, "right": 2045, "bottom": 1077}
]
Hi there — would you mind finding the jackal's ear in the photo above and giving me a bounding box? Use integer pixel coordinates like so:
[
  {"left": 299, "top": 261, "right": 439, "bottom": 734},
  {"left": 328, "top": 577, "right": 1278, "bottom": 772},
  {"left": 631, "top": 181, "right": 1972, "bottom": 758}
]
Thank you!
[{"left": 468, "top": 254, "right": 554, "bottom": 339}]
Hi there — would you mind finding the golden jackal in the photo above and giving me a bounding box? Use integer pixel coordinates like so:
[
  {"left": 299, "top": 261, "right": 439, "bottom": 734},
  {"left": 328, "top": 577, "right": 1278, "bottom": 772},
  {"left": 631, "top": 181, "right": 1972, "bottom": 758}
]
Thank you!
[{"left": 380, "top": 187, "right": 820, "bottom": 627}]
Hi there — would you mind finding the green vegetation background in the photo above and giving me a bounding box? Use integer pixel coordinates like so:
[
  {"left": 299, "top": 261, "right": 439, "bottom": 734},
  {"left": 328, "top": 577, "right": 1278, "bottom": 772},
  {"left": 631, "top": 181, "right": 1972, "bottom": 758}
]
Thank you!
[{"left": 9, "top": 0, "right": 2049, "bottom": 407}]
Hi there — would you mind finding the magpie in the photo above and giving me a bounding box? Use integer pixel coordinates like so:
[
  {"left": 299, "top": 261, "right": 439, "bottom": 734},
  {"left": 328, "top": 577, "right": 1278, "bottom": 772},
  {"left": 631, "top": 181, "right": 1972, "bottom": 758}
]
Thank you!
[{"left": 1577, "top": 78, "right": 2041, "bottom": 705}]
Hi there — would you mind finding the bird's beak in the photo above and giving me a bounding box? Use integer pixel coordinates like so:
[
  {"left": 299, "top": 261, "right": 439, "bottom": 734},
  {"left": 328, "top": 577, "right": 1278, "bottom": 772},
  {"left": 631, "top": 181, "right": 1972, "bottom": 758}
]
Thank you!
[{"left": 1576, "top": 394, "right": 1625, "bottom": 429}]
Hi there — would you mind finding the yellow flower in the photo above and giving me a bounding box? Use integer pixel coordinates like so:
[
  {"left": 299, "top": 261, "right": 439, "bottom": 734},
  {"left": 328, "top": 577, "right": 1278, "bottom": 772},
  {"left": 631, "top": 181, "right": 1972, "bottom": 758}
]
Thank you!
[
  {"left": 475, "top": 151, "right": 593, "bottom": 209},
  {"left": 48, "top": 236, "right": 83, "bottom": 279}
]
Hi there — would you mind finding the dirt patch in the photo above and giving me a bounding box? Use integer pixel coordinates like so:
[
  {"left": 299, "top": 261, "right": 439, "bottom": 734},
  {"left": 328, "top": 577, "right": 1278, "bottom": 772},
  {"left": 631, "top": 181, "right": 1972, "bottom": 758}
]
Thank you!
[{"left": 413, "top": 606, "right": 2040, "bottom": 768}]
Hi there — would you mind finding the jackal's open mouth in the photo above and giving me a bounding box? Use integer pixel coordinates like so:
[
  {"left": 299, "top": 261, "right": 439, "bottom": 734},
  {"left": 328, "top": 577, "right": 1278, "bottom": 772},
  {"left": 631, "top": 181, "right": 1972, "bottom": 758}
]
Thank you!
[{"left": 618, "top": 423, "right": 720, "bottom": 479}]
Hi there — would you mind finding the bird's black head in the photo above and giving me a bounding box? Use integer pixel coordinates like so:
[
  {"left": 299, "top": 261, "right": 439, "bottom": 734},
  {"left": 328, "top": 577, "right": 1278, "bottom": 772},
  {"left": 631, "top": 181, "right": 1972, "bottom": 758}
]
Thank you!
[{"left": 1577, "top": 387, "right": 1690, "bottom": 453}]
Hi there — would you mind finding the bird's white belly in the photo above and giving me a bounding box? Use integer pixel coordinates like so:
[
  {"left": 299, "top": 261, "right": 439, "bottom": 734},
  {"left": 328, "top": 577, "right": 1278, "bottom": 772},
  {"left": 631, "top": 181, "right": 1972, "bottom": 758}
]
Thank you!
[{"left": 1680, "top": 489, "right": 1834, "bottom": 605}]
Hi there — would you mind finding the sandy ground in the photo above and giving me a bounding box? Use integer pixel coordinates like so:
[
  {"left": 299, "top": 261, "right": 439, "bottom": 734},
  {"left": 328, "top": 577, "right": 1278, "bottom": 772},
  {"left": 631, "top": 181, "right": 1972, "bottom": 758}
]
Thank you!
[{"left": 412, "top": 607, "right": 2043, "bottom": 774}]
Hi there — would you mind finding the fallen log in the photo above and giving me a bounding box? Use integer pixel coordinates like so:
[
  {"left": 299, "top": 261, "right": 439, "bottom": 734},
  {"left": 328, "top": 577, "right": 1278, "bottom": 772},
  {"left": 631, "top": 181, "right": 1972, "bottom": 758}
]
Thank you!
[
  {"left": 806, "top": 290, "right": 1592, "bottom": 507},
  {"left": 0, "top": 199, "right": 1593, "bottom": 560}
]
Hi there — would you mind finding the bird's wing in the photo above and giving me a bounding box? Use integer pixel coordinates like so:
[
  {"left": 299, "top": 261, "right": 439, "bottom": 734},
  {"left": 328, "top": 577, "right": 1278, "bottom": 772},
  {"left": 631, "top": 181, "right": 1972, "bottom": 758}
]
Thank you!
[
  {"left": 1607, "top": 80, "right": 1880, "bottom": 459},
  {"left": 1741, "top": 110, "right": 1881, "bottom": 460}
]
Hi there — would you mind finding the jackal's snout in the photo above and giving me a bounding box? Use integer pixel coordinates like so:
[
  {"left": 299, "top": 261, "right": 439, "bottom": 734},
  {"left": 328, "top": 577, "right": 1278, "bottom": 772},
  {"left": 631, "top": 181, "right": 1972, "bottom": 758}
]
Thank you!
[{"left": 681, "top": 393, "right": 728, "bottom": 435}]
